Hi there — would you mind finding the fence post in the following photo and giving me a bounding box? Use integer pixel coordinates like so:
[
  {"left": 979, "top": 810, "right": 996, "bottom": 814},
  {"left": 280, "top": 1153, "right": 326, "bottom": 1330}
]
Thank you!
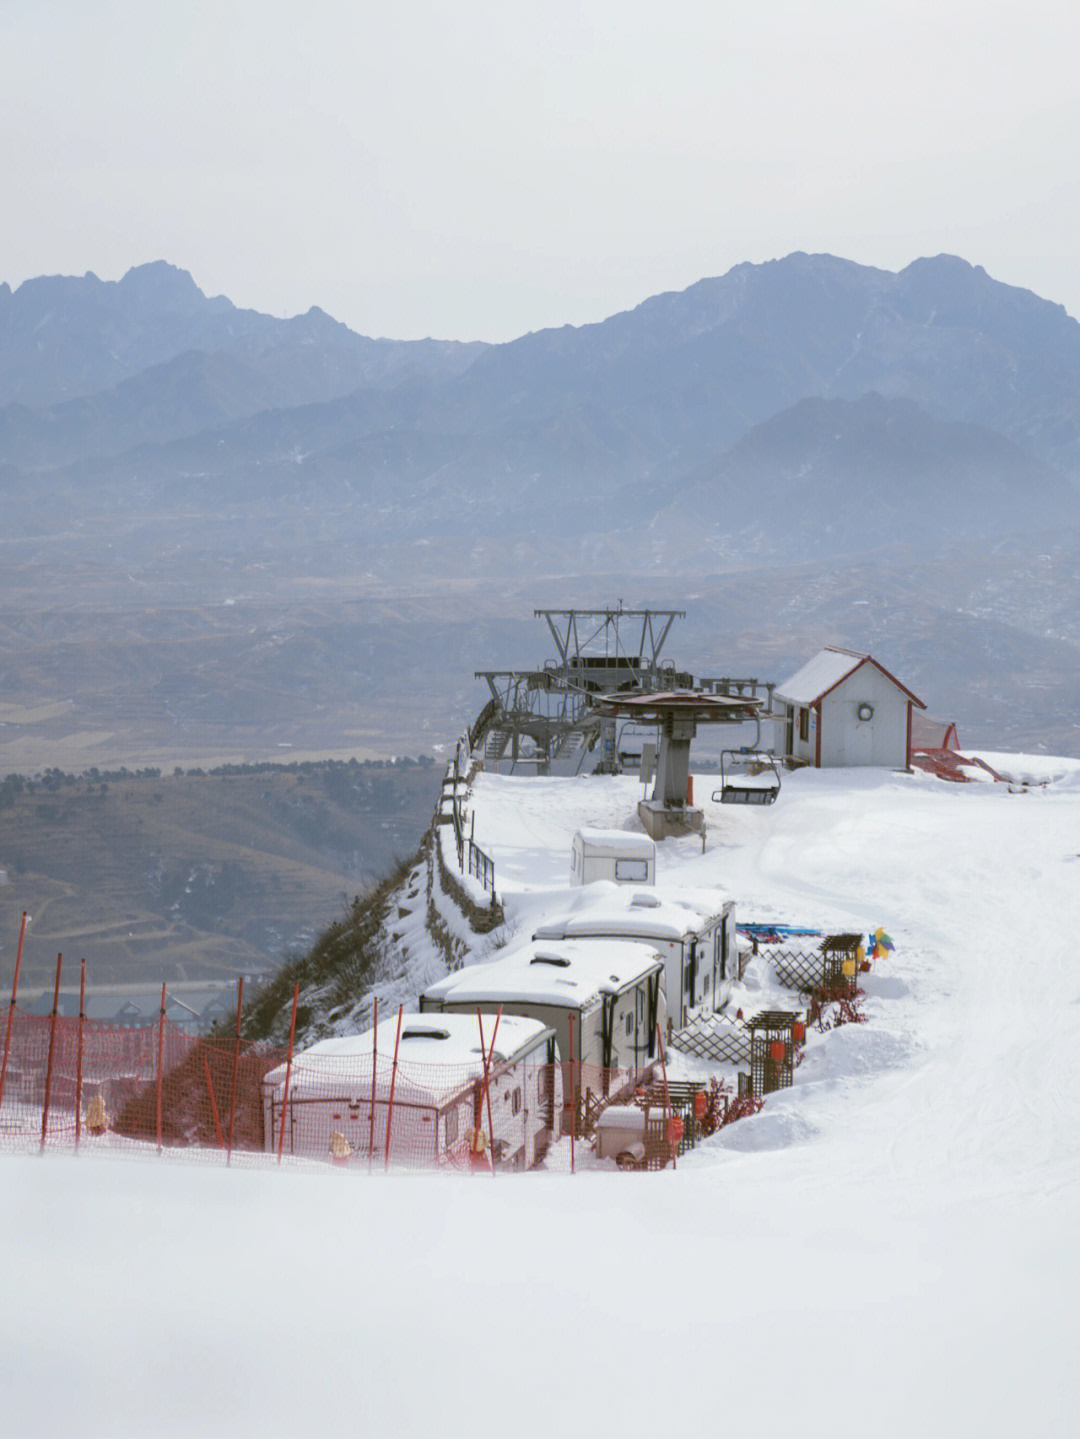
[
  {"left": 276, "top": 982, "right": 300, "bottom": 1164},
  {"left": 156, "top": 982, "right": 167, "bottom": 1154},
  {"left": 226, "top": 976, "right": 244, "bottom": 1166},
  {"left": 201, "top": 1052, "right": 224, "bottom": 1149},
  {"left": 75, "top": 959, "right": 86, "bottom": 1149},
  {"left": 477, "top": 1007, "right": 502, "bottom": 1177},
  {"left": 368, "top": 996, "right": 378, "bottom": 1172},
  {"left": 40, "top": 953, "right": 63, "bottom": 1152},
  {"left": 568, "top": 1013, "right": 576, "bottom": 1175},
  {"left": 384, "top": 1004, "right": 404, "bottom": 1172},
  {"left": 656, "top": 1023, "right": 676, "bottom": 1170},
  {"left": 0, "top": 910, "right": 30, "bottom": 1112}
]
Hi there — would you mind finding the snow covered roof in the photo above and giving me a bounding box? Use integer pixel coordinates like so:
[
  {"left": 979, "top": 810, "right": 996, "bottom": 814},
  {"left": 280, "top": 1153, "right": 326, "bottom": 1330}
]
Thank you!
[
  {"left": 262, "top": 1012, "right": 554, "bottom": 1107},
  {"left": 776, "top": 647, "right": 925, "bottom": 708},
  {"left": 423, "top": 936, "right": 664, "bottom": 1011},
  {"left": 574, "top": 827, "right": 655, "bottom": 857},
  {"left": 533, "top": 880, "right": 728, "bottom": 945}
]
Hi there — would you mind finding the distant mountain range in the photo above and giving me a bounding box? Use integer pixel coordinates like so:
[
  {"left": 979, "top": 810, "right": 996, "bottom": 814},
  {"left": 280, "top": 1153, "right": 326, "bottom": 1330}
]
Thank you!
[
  {"left": 0, "top": 260, "right": 484, "bottom": 409},
  {"left": 3, "top": 253, "right": 1080, "bottom": 563},
  {"left": 3, "top": 253, "right": 1080, "bottom": 770}
]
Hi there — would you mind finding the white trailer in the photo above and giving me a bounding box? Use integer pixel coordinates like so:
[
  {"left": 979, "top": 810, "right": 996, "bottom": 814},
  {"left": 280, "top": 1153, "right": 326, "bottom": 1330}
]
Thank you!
[
  {"left": 420, "top": 937, "right": 666, "bottom": 1132},
  {"left": 532, "top": 881, "right": 738, "bottom": 1029},
  {"left": 570, "top": 828, "right": 656, "bottom": 887},
  {"left": 262, "top": 1012, "right": 559, "bottom": 1170}
]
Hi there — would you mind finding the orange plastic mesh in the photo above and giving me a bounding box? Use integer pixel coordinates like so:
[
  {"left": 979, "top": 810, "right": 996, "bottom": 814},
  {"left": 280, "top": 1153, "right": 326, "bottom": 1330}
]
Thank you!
[{"left": 0, "top": 1008, "right": 748, "bottom": 1170}]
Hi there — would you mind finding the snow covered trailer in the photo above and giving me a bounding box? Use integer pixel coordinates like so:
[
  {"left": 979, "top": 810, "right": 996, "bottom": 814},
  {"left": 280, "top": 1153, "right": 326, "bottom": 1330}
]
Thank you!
[
  {"left": 420, "top": 937, "right": 666, "bottom": 1131},
  {"left": 261, "top": 1012, "right": 559, "bottom": 1170},
  {"left": 532, "top": 881, "right": 738, "bottom": 1029},
  {"left": 570, "top": 828, "right": 656, "bottom": 887}
]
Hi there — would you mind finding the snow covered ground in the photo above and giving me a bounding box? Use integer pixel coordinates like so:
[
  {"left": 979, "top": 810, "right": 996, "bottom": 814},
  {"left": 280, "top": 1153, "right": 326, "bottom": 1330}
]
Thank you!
[{"left": 5, "top": 760, "right": 1080, "bottom": 1437}]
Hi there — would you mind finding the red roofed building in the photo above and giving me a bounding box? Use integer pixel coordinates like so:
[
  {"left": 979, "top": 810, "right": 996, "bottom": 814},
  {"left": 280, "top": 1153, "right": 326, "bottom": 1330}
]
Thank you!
[{"left": 775, "top": 647, "right": 926, "bottom": 769}]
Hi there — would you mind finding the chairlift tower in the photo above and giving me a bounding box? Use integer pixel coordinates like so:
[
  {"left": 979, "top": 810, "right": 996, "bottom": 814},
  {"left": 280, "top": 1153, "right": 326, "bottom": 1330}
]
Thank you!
[
  {"left": 534, "top": 605, "right": 688, "bottom": 694},
  {"left": 471, "top": 605, "right": 690, "bottom": 775},
  {"left": 596, "top": 690, "right": 763, "bottom": 839}
]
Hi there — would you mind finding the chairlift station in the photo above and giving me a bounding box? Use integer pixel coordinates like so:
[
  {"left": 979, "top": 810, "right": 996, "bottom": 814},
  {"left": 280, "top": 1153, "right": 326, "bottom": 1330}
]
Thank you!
[{"left": 469, "top": 606, "right": 781, "bottom": 838}]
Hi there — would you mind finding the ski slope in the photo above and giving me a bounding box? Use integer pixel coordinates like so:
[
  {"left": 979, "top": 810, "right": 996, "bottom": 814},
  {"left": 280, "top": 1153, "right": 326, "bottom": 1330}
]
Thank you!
[{"left": 4, "top": 758, "right": 1080, "bottom": 1438}]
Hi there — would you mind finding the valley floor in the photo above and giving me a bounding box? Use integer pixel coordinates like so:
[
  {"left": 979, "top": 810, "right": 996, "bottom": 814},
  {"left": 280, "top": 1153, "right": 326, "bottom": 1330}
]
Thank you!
[{"left": 4, "top": 757, "right": 1080, "bottom": 1437}]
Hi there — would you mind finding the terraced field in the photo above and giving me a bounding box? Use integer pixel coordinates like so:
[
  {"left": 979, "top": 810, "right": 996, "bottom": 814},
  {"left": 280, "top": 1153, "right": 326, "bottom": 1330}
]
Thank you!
[{"left": 0, "top": 760, "right": 441, "bottom": 990}]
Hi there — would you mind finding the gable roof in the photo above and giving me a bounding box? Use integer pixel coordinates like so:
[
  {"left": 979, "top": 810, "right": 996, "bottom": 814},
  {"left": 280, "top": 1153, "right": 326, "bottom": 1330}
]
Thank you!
[{"left": 776, "top": 647, "right": 925, "bottom": 709}]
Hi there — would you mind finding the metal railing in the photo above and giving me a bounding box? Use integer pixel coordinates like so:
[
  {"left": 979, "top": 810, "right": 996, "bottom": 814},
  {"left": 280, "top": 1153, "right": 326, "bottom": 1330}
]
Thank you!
[{"left": 446, "top": 750, "right": 497, "bottom": 901}]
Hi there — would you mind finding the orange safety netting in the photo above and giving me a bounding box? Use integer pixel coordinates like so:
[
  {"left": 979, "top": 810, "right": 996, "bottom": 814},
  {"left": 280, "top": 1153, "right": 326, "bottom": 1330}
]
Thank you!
[{"left": 0, "top": 1006, "right": 719, "bottom": 1170}]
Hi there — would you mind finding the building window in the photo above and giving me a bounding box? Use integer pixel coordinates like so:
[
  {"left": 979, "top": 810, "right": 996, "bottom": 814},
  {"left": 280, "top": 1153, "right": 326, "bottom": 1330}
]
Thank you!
[
  {"left": 512, "top": 1088, "right": 522, "bottom": 1116},
  {"left": 799, "top": 707, "right": 809, "bottom": 743},
  {"left": 445, "top": 1106, "right": 459, "bottom": 1147}
]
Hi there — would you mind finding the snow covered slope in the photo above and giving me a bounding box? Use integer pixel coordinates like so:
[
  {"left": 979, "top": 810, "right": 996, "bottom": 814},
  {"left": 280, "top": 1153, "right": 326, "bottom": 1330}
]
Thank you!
[{"left": 5, "top": 759, "right": 1080, "bottom": 1438}]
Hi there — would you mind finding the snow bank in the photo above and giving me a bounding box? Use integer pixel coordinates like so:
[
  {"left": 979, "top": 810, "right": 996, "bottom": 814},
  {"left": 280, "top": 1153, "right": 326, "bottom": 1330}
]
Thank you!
[{"left": 5, "top": 758, "right": 1080, "bottom": 1437}]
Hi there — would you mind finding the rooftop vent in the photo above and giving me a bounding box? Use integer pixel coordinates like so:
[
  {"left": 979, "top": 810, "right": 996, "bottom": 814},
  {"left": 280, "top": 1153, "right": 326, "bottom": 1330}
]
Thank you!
[
  {"left": 401, "top": 1027, "right": 450, "bottom": 1042},
  {"left": 531, "top": 953, "right": 571, "bottom": 967}
]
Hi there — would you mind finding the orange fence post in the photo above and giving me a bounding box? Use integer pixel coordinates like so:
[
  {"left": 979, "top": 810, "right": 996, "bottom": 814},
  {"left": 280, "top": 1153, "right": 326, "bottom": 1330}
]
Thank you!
[
  {"left": 368, "top": 996, "right": 378, "bottom": 1172},
  {"left": 40, "top": 953, "right": 63, "bottom": 1152},
  {"left": 75, "top": 959, "right": 86, "bottom": 1149},
  {"left": 226, "top": 976, "right": 244, "bottom": 1166},
  {"left": 155, "top": 982, "right": 167, "bottom": 1154},
  {"left": 276, "top": 982, "right": 300, "bottom": 1164},
  {"left": 0, "top": 910, "right": 30, "bottom": 1112},
  {"left": 568, "top": 1013, "right": 576, "bottom": 1175},
  {"left": 384, "top": 1004, "right": 404, "bottom": 1172},
  {"left": 476, "top": 1006, "right": 502, "bottom": 1177},
  {"left": 486, "top": 1007, "right": 502, "bottom": 1173},
  {"left": 201, "top": 1051, "right": 224, "bottom": 1149}
]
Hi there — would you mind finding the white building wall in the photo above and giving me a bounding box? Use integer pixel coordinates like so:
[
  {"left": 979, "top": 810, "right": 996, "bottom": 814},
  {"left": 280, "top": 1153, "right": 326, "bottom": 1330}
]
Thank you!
[{"left": 819, "top": 668, "right": 909, "bottom": 768}]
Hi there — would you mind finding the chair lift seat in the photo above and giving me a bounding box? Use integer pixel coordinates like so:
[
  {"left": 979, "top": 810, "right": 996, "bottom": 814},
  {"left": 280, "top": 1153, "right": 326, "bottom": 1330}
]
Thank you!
[{"left": 712, "top": 750, "right": 781, "bottom": 806}]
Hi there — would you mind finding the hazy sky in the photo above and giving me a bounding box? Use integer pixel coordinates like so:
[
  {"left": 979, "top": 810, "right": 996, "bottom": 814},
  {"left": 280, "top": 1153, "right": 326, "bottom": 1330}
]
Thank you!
[{"left": 4, "top": 1, "right": 1079, "bottom": 342}]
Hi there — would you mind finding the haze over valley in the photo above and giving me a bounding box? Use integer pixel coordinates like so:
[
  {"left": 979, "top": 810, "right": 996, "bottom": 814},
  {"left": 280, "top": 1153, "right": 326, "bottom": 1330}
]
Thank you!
[{"left": 3, "top": 252, "right": 1080, "bottom": 982}]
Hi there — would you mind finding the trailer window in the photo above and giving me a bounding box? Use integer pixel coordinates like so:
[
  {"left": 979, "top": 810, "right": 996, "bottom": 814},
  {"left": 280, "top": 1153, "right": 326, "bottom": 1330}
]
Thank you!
[
  {"left": 445, "top": 1106, "right": 459, "bottom": 1147},
  {"left": 512, "top": 1088, "right": 522, "bottom": 1116},
  {"left": 615, "top": 858, "right": 650, "bottom": 881}
]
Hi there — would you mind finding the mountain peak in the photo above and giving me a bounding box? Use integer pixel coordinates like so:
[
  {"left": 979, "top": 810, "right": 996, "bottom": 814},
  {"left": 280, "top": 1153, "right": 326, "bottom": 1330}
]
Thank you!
[{"left": 118, "top": 261, "right": 209, "bottom": 308}]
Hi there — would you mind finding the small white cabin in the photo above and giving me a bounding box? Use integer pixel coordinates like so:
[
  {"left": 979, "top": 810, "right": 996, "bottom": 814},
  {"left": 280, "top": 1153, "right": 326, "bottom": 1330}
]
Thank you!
[
  {"left": 421, "top": 937, "right": 666, "bottom": 1129},
  {"left": 776, "top": 646, "right": 926, "bottom": 770},
  {"left": 262, "top": 1012, "right": 559, "bottom": 1170},
  {"left": 570, "top": 828, "right": 655, "bottom": 887},
  {"left": 533, "top": 881, "right": 737, "bottom": 1029}
]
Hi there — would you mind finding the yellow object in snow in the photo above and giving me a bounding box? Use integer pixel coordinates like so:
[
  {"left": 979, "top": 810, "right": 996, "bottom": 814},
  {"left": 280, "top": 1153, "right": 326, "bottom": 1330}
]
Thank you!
[
  {"left": 85, "top": 1093, "right": 108, "bottom": 1133},
  {"left": 329, "top": 1129, "right": 352, "bottom": 1159}
]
